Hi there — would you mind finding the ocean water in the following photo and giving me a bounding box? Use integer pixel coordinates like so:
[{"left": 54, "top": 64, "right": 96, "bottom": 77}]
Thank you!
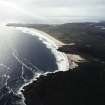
[{"left": 0, "top": 26, "right": 69, "bottom": 105}]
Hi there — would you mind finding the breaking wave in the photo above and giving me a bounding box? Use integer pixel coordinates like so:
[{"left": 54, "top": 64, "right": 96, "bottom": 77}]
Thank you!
[{"left": 7, "top": 26, "right": 70, "bottom": 105}]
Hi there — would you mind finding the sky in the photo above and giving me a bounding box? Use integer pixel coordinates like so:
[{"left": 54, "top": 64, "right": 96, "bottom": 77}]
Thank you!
[{"left": 0, "top": 0, "right": 105, "bottom": 24}]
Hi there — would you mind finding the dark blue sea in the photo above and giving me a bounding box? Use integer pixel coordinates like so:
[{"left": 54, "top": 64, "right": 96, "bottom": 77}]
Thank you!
[{"left": 0, "top": 26, "right": 60, "bottom": 105}]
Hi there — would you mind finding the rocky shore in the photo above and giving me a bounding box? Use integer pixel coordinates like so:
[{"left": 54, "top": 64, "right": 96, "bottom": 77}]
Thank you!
[
  {"left": 22, "top": 62, "right": 105, "bottom": 105},
  {"left": 22, "top": 44, "right": 105, "bottom": 105},
  {"left": 7, "top": 22, "right": 105, "bottom": 105}
]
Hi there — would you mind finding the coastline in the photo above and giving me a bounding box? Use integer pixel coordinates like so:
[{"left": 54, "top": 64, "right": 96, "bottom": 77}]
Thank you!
[
  {"left": 15, "top": 27, "right": 70, "bottom": 71},
  {"left": 31, "top": 28, "right": 65, "bottom": 47},
  {"left": 31, "top": 28, "right": 85, "bottom": 68},
  {"left": 6, "top": 26, "right": 84, "bottom": 105},
  {"left": 7, "top": 25, "right": 84, "bottom": 70},
  {"left": 13, "top": 26, "right": 70, "bottom": 104},
  {"left": 5, "top": 23, "right": 105, "bottom": 105},
  {"left": 30, "top": 28, "right": 85, "bottom": 68},
  {"left": 16, "top": 27, "right": 84, "bottom": 69}
]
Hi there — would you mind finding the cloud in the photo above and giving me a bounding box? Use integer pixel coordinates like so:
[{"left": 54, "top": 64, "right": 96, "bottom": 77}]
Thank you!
[
  {"left": 0, "top": 0, "right": 105, "bottom": 23},
  {"left": 5, "top": 0, "right": 105, "bottom": 7}
]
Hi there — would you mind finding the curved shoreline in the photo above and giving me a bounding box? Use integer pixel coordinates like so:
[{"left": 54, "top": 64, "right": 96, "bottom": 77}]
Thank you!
[
  {"left": 15, "top": 27, "right": 70, "bottom": 72},
  {"left": 4, "top": 26, "right": 84, "bottom": 105},
  {"left": 10, "top": 27, "right": 70, "bottom": 105}
]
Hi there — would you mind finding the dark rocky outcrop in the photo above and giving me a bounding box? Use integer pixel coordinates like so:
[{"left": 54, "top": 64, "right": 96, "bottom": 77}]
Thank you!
[{"left": 22, "top": 59, "right": 105, "bottom": 105}]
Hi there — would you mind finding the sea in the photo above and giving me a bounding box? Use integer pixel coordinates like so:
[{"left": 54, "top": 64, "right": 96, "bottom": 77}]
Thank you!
[{"left": 0, "top": 26, "right": 69, "bottom": 105}]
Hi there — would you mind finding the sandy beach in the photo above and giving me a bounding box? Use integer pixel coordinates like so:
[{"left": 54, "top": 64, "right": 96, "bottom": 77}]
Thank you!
[
  {"left": 7, "top": 26, "right": 85, "bottom": 70},
  {"left": 31, "top": 28, "right": 65, "bottom": 47},
  {"left": 29, "top": 28, "right": 85, "bottom": 69},
  {"left": 13, "top": 27, "right": 70, "bottom": 71}
]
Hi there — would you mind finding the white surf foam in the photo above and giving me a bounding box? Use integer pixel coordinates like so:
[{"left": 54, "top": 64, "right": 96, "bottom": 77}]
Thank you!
[
  {"left": 8, "top": 27, "right": 69, "bottom": 105},
  {"left": 15, "top": 27, "right": 70, "bottom": 72}
]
